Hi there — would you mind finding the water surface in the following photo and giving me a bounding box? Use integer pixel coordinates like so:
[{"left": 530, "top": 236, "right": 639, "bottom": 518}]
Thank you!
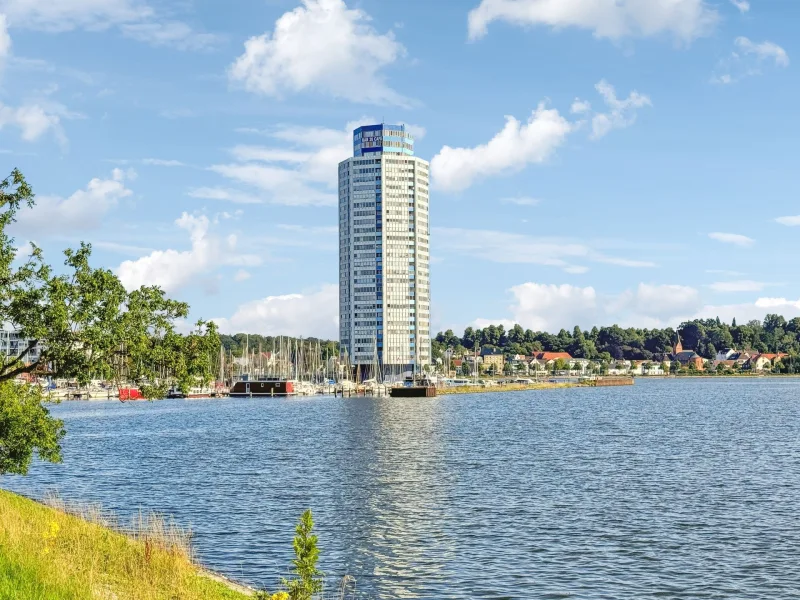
[{"left": 5, "top": 379, "right": 800, "bottom": 598}]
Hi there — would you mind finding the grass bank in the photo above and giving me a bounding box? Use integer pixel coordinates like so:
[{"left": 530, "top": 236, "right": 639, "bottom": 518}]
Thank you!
[
  {"left": 0, "top": 489, "right": 253, "bottom": 600},
  {"left": 438, "top": 382, "right": 578, "bottom": 395}
]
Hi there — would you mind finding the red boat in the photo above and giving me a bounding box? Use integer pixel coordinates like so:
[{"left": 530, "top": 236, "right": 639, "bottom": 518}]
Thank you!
[{"left": 118, "top": 388, "right": 143, "bottom": 401}]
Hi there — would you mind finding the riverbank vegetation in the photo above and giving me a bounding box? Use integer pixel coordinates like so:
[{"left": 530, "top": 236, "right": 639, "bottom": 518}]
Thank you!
[
  {"left": 0, "top": 491, "right": 349, "bottom": 600},
  {"left": 0, "top": 489, "right": 252, "bottom": 600},
  {"left": 434, "top": 315, "right": 800, "bottom": 368}
]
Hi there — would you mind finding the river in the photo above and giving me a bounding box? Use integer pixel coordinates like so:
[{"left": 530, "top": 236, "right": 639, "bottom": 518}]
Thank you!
[{"left": 4, "top": 378, "right": 800, "bottom": 599}]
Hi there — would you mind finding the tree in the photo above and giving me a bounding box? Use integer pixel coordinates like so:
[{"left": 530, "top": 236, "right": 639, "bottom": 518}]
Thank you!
[
  {"left": 1, "top": 170, "right": 219, "bottom": 389},
  {"left": 0, "top": 382, "right": 64, "bottom": 475},
  {"left": 0, "top": 169, "right": 219, "bottom": 472},
  {"left": 282, "top": 510, "right": 324, "bottom": 600}
]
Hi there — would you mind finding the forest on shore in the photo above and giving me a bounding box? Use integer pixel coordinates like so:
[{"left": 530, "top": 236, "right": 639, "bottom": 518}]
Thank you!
[{"left": 433, "top": 314, "right": 800, "bottom": 362}]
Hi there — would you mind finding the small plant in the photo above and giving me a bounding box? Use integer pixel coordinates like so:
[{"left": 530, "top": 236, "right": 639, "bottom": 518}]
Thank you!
[{"left": 282, "top": 509, "right": 324, "bottom": 600}]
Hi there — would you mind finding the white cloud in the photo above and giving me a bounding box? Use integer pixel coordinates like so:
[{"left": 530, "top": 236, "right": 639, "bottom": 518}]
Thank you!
[
  {"left": 207, "top": 118, "right": 423, "bottom": 206},
  {"left": 434, "top": 226, "right": 656, "bottom": 273},
  {"left": 502, "top": 196, "right": 541, "bottom": 206},
  {"left": 431, "top": 81, "right": 650, "bottom": 191},
  {"left": 735, "top": 36, "right": 789, "bottom": 67},
  {"left": 117, "top": 212, "right": 261, "bottom": 292},
  {"left": 431, "top": 103, "right": 572, "bottom": 192},
  {"left": 13, "top": 169, "right": 133, "bottom": 234},
  {"left": 467, "top": 0, "right": 718, "bottom": 43},
  {"left": 754, "top": 297, "right": 800, "bottom": 310},
  {"left": 0, "top": 0, "right": 151, "bottom": 31},
  {"left": 234, "top": 269, "right": 251, "bottom": 282},
  {"left": 591, "top": 80, "right": 652, "bottom": 139},
  {"left": 708, "top": 231, "right": 754, "bottom": 247},
  {"left": 228, "top": 0, "right": 408, "bottom": 106},
  {"left": 506, "top": 283, "right": 600, "bottom": 331},
  {"left": 120, "top": 21, "right": 221, "bottom": 51},
  {"left": 0, "top": 14, "right": 11, "bottom": 61},
  {"left": 708, "top": 280, "right": 768, "bottom": 292},
  {"left": 776, "top": 215, "right": 800, "bottom": 226},
  {"left": 0, "top": 0, "right": 218, "bottom": 51},
  {"left": 713, "top": 37, "right": 789, "bottom": 84},
  {"left": 729, "top": 0, "right": 749, "bottom": 13},
  {"left": 570, "top": 98, "right": 591, "bottom": 114},
  {"left": 142, "top": 158, "right": 186, "bottom": 167},
  {"left": 0, "top": 102, "right": 66, "bottom": 144},
  {"left": 475, "top": 281, "right": 702, "bottom": 332},
  {"left": 188, "top": 187, "right": 264, "bottom": 205},
  {"left": 208, "top": 164, "right": 337, "bottom": 207},
  {"left": 212, "top": 284, "right": 339, "bottom": 339}
]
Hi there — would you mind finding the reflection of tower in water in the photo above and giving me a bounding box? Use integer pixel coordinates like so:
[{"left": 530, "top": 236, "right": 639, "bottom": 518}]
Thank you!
[{"left": 326, "top": 396, "right": 456, "bottom": 598}]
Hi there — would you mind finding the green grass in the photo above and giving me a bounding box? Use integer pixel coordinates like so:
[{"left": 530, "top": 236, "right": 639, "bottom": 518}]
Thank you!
[{"left": 0, "top": 489, "right": 253, "bottom": 600}]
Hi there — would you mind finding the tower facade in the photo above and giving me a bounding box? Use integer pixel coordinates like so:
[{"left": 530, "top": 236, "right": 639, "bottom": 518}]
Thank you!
[{"left": 338, "top": 124, "right": 431, "bottom": 375}]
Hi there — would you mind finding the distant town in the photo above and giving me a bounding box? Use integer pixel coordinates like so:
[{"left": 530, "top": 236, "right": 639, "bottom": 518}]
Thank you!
[{"left": 430, "top": 315, "right": 800, "bottom": 377}]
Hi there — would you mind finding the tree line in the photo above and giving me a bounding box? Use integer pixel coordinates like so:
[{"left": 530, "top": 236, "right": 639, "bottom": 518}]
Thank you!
[
  {"left": 434, "top": 315, "right": 800, "bottom": 363},
  {"left": 220, "top": 334, "right": 338, "bottom": 359}
]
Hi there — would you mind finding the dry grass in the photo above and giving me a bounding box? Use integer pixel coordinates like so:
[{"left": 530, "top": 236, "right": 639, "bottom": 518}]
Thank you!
[{"left": 0, "top": 489, "right": 253, "bottom": 600}]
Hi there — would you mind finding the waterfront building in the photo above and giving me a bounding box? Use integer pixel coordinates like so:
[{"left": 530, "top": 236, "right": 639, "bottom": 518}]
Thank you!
[
  {"left": 0, "top": 328, "right": 42, "bottom": 365},
  {"left": 338, "top": 124, "right": 431, "bottom": 377}
]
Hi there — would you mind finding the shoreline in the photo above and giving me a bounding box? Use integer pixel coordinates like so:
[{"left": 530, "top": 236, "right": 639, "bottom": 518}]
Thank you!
[{"left": 0, "top": 489, "right": 256, "bottom": 599}]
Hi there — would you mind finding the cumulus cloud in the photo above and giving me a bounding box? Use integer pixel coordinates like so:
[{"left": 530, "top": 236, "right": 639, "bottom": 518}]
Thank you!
[
  {"left": 13, "top": 169, "right": 133, "bottom": 234},
  {"left": 775, "top": 215, "right": 800, "bottom": 226},
  {"left": 431, "top": 81, "right": 650, "bottom": 191},
  {"left": 590, "top": 79, "right": 652, "bottom": 139},
  {"left": 117, "top": 212, "right": 261, "bottom": 292},
  {"left": 467, "top": 0, "right": 718, "bottom": 43},
  {"left": 434, "top": 226, "right": 656, "bottom": 273},
  {"left": 431, "top": 103, "right": 572, "bottom": 192},
  {"left": 507, "top": 283, "right": 600, "bottom": 331},
  {"left": 476, "top": 282, "right": 703, "bottom": 332},
  {"left": 470, "top": 279, "right": 800, "bottom": 334},
  {"left": 0, "top": 101, "right": 67, "bottom": 144},
  {"left": 708, "top": 232, "right": 754, "bottom": 247},
  {"left": 228, "top": 0, "right": 408, "bottom": 106},
  {"left": 212, "top": 284, "right": 339, "bottom": 339},
  {"left": 713, "top": 37, "right": 789, "bottom": 84}
]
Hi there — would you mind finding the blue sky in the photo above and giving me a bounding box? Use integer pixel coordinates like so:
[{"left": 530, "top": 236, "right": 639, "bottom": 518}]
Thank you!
[{"left": 2, "top": 0, "right": 799, "bottom": 339}]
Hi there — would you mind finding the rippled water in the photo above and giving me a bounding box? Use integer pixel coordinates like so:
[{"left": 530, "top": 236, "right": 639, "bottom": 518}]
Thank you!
[{"left": 4, "top": 379, "right": 800, "bottom": 598}]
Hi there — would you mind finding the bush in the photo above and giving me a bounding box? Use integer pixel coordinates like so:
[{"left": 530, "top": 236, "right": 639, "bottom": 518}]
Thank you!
[{"left": 0, "top": 381, "right": 64, "bottom": 475}]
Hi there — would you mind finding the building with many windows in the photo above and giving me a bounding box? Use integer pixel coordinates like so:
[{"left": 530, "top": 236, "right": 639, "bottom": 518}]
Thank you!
[{"left": 338, "top": 124, "right": 431, "bottom": 376}]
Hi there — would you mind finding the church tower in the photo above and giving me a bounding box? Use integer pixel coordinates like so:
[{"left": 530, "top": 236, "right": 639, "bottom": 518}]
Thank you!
[{"left": 673, "top": 332, "right": 683, "bottom": 355}]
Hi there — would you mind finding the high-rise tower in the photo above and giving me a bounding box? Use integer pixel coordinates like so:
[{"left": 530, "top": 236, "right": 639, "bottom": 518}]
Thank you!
[{"left": 338, "top": 124, "right": 431, "bottom": 376}]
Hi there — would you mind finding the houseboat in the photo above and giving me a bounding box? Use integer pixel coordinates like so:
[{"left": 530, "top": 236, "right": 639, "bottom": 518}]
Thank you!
[{"left": 229, "top": 378, "right": 296, "bottom": 397}]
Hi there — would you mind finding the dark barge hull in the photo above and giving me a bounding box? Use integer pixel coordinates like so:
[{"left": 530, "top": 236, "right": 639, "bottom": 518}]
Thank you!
[
  {"left": 229, "top": 380, "right": 295, "bottom": 397},
  {"left": 390, "top": 386, "right": 437, "bottom": 398}
]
